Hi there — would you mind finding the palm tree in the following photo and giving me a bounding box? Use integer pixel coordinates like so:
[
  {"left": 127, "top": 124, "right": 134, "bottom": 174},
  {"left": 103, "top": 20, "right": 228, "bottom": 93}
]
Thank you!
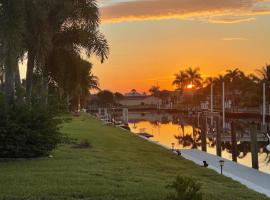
[
  {"left": 149, "top": 86, "right": 160, "bottom": 96},
  {"left": 24, "top": 0, "right": 109, "bottom": 102},
  {"left": 256, "top": 64, "right": 270, "bottom": 82},
  {"left": 173, "top": 71, "right": 188, "bottom": 91},
  {"left": 225, "top": 68, "right": 244, "bottom": 83},
  {"left": 185, "top": 67, "right": 203, "bottom": 89},
  {"left": 0, "top": 0, "right": 26, "bottom": 103}
]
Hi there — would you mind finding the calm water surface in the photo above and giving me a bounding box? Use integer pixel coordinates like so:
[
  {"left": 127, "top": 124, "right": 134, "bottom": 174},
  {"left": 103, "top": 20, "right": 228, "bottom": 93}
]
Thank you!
[{"left": 128, "top": 112, "right": 270, "bottom": 174}]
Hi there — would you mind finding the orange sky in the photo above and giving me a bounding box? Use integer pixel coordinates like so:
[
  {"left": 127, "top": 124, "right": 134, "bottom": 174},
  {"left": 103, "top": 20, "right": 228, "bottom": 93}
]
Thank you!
[
  {"left": 90, "top": 0, "right": 270, "bottom": 93},
  {"left": 19, "top": 0, "right": 270, "bottom": 93}
]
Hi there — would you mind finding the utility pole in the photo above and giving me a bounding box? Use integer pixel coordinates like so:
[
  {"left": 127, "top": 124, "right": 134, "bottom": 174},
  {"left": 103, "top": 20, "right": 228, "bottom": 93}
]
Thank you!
[
  {"left": 216, "top": 116, "right": 222, "bottom": 157},
  {"left": 211, "top": 84, "right": 213, "bottom": 126},
  {"left": 222, "top": 81, "right": 225, "bottom": 130},
  {"left": 250, "top": 123, "right": 259, "bottom": 170},
  {"left": 231, "top": 121, "right": 238, "bottom": 163},
  {"left": 263, "top": 82, "right": 266, "bottom": 130}
]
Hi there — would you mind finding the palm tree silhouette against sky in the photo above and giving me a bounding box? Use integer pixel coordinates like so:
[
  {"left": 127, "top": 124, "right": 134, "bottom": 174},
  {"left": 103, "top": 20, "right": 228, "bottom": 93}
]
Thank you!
[
  {"left": 173, "top": 67, "right": 202, "bottom": 91},
  {"left": 185, "top": 67, "right": 203, "bottom": 89}
]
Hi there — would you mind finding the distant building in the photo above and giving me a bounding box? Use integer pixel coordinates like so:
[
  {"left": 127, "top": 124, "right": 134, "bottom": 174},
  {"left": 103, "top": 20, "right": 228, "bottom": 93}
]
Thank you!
[
  {"left": 117, "top": 95, "right": 162, "bottom": 107},
  {"left": 125, "top": 89, "right": 145, "bottom": 97}
]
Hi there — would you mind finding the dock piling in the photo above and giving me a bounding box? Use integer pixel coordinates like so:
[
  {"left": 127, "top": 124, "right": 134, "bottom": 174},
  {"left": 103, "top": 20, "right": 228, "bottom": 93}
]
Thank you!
[{"left": 250, "top": 123, "right": 259, "bottom": 170}]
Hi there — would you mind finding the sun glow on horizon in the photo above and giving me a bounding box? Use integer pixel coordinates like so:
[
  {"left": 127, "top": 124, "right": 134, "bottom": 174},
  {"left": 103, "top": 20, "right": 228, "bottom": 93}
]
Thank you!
[
  {"left": 92, "top": 0, "right": 270, "bottom": 93},
  {"left": 187, "top": 83, "right": 194, "bottom": 89}
]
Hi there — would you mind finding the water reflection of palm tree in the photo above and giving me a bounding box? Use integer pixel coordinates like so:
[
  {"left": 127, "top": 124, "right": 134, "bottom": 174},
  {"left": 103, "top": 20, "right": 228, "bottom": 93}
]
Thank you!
[
  {"left": 175, "top": 128, "right": 202, "bottom": 149},
  {"left": 150, "top": 120, "right": 161, "bottom": 135},
  {"left": 180, "top": 123, "right": 185, "bottom": 136}
]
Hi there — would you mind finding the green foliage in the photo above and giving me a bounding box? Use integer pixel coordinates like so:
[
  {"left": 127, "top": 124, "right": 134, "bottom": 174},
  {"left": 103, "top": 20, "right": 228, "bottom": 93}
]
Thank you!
[
  {"left": 96, "top": 90, "right": 115, "bottom": 107},
  {"left": 0, "top": 114, "right": 267, "bottom": 199},
  {"left": 0, "top": 103, "right": 62, "bottom": 158},
  {"left": 168, "top": 176, "right": 202, "bottom": 200}
]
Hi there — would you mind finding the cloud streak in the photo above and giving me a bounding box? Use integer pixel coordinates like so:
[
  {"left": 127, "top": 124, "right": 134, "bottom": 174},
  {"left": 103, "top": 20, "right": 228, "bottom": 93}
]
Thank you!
[
  {"left": 100, "top": 0, "right": 270, "bottom": 24},
  {"left": 222, "top": 37, "right": 248, "bottom": 41}
]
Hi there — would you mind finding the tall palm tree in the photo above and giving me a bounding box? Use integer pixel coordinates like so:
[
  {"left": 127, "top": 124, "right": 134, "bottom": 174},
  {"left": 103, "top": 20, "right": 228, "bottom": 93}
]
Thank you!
[
  {"left": 225, "top": 68, "right": 244, "bottom": 83},
  {"left": 24, "top": 0, "right": 109, "bottom": 102},
  {"left": 0, "top": 0, "right": 26, "bottom": 103},
  {"left": 173, "top": 71, "right": 188, "bottom": 91},
  {"left": 256, "top": 64, "right": 270, "bottom": 82},
  {"left": 149, "top": 86, "right": 160, "bottom": 96},
  {"left": 185, "top": 67, "right": 203, "bottom": 89}
]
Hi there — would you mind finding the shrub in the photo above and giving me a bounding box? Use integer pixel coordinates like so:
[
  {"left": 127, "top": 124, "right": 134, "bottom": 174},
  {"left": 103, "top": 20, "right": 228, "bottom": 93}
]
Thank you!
[
  {"left": 0, "top": 103, "right": 62, "bottom": 158},
  {"left": 167, "top": 176, "right": 202, "bottom": 200}
]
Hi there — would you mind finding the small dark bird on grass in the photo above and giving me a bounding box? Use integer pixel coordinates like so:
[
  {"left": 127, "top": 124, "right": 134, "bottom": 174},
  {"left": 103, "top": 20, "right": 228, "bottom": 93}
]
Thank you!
[{"left": 203, "top": 161, "right": 208, "bottom": 168}]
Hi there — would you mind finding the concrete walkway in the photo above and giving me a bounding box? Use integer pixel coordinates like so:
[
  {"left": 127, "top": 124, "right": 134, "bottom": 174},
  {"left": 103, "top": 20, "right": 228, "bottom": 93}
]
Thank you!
[
  {"left": 180, "top": 149, "right": 270, "bottom": 197},
  {"left": 137, "top": 136, "right": 270, "bottom": 197}
]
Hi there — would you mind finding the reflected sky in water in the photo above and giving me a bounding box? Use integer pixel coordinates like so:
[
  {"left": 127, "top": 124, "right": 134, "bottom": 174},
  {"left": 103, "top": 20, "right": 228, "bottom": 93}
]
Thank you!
[{"left": 128, "top": 113, "right": 270, "bottom": 174}]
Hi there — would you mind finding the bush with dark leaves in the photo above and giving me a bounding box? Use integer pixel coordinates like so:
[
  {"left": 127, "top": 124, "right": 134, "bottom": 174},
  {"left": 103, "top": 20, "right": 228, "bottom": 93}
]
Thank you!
[{"left": 0, "top": 101, "right": 62, "bottom": 158}]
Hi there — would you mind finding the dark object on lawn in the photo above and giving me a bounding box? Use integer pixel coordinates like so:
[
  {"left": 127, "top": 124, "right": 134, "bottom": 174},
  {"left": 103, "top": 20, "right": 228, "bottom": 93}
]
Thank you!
[
  {"left": 203, "top": 161, "right": 208, "bottom": 168},
  {"left": 73, "top": 139, "right": 91, "bottom": 149},
  {"left": 176, "top": 149, "right": 181, "bottom": 156},
  {"left": 167, "top": 176, "right": 202, "bottom": 200}
]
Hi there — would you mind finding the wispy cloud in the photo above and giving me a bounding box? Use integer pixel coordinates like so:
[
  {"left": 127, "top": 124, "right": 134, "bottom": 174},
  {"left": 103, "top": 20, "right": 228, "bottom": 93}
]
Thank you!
[
  {"left": 100, "top": 0, "right": 270, "bottom": 24},
  {"left": 222, "top": 37, "right": 248, "bottom": 41}
]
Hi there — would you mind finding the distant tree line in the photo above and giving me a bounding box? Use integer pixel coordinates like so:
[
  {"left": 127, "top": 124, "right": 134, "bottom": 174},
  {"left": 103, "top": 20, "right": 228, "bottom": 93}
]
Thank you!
[{"left": 149, "top": 66, "right": 270, "bottom": 109}]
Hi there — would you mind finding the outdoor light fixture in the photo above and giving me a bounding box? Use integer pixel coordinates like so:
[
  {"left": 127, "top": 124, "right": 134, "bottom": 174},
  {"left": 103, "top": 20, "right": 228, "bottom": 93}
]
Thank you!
[
  {"left": 219, "top": 160, "right": 225, "bottom": 175},
  {"left": 266, "top": 144, "right": 270, "bottom": 152},
  {"left": 171, "top": 143, "right": 175, "bottom": 151}
]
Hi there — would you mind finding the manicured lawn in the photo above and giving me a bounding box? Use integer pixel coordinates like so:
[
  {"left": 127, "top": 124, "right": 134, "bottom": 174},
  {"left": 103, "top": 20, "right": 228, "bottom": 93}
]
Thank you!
[{"left": 0, "top": 113, "right": 268, "bottom": 200}]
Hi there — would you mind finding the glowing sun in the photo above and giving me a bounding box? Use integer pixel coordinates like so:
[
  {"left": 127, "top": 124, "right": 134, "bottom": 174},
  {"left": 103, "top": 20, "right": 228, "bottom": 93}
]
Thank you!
[{"left": 187, "top": 84, "right": 194, "bottom": 89}]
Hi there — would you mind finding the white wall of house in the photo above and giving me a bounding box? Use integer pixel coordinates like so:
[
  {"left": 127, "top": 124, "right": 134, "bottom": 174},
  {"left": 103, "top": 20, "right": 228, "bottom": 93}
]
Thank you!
[{"left": 118, "top": 96, "right": 162, "bottom": 106}]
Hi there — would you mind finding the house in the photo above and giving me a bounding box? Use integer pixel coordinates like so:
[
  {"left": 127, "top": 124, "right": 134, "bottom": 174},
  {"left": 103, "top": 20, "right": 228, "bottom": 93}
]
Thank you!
[{"left": 117, "top": 90, "right": 162, "bottom": 107}]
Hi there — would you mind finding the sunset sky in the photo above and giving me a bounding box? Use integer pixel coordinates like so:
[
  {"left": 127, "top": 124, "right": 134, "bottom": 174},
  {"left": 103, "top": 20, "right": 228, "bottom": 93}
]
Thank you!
[{"left": 89, "top": 0, "right": 270, "bottom": 93}]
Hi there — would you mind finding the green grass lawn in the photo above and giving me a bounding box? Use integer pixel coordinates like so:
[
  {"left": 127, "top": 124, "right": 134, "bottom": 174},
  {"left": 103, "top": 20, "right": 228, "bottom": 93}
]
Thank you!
[{"left": 0, "top": 114, "right": 269, "bottom": 200}]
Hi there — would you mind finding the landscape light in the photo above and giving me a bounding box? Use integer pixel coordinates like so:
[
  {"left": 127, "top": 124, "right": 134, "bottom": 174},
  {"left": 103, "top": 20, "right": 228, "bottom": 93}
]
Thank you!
[
  {"left": 171, "top": 143, "right": 175, "bottom": 151},
  {"left": 219, "top": 160, "right": 225, "bottom": 175},
  {"left": 266, "top": 144, "right": 270, "bottom": 152}
]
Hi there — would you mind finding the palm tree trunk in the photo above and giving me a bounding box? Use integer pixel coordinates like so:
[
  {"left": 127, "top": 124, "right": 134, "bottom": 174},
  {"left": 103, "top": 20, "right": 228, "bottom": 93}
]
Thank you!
[
  {"left": 15, "top": 62, "right": 21, "bottom": 88},
  {"left": 26, "top": 49, "right": 35, "bottom": 100},
  {"left": 77, "top": 95, "right": 81, "bottom": 112},
  {"left": 4, "top": 62, "right": 15, "bottom": 104},
  {"left": 15, "top": 62, "right": 24, "bottom": 103},
  {"left": 41, "top": 75, "right": 49, "bottom": 105},
  {"left": 0, "top": 68, "right": 4, "bottom": 92}
]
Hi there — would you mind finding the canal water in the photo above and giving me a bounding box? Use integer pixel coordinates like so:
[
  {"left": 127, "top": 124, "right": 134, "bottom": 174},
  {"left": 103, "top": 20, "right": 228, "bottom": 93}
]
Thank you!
[{"left": 127, "top": 111, "right": 270, "bottom": 174}]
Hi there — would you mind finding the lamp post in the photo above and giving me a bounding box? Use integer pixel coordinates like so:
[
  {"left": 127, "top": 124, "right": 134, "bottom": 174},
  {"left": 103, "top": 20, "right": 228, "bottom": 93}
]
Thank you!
[
  {"left": 171, "top": 143, "right": 175, "bottom": 151},
  {"left": 219, "top": 160, "right": 225, "bottom": 175}
]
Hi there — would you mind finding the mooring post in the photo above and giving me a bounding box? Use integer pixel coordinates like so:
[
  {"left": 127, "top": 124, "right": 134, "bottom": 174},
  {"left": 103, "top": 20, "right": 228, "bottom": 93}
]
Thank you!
[
  {"left": 122, "top": 108, "right": 129, "bottom": 124},
  {"left": 216, "top": 116, "right": 222, "bottom": 157},
  {"left": 201, "top": 116, "right": 207, "bottom": 152},
  {"left": 231, "top": 121, "right": 238, "bottom": 162},
  {"left": 250, "top": 122, "right": 259, "bottom": 170}
]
